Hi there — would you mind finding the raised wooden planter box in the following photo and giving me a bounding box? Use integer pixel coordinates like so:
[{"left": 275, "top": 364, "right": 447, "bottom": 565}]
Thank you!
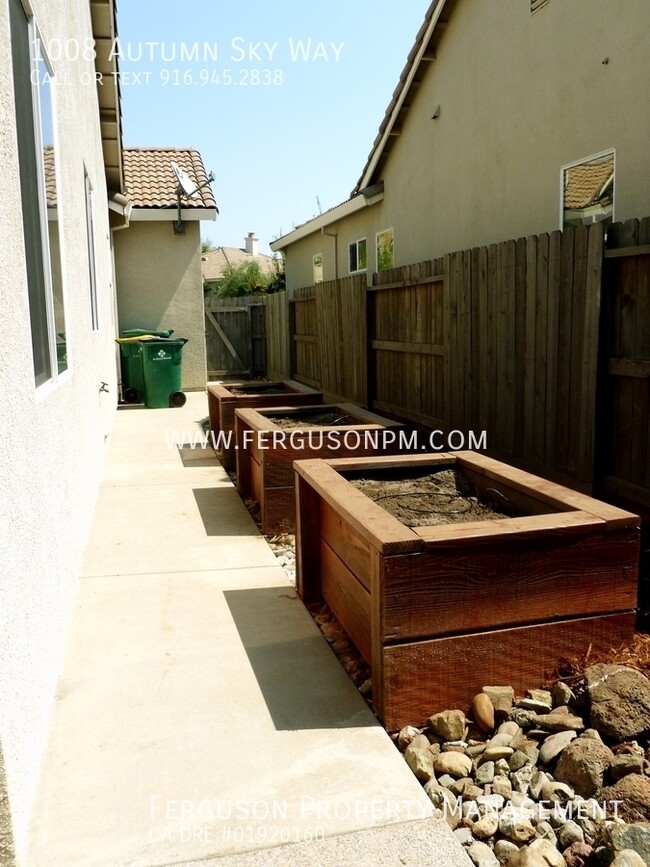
[
  {"left": 294, "top": 452, "right": 640, "bottom": 730},
  {"left": 235, "top": 404, "right": 405, "bottom": 534},
  {"left": 207, "top": 380, "right": 322, "bottom": 471}
]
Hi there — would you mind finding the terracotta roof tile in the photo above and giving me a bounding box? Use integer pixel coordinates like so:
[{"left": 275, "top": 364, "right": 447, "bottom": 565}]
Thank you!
[
  {"left": 123, "top": 147, "right": 217, "bottom": 209},
  {"left": 564, "top": 156, "right": 614, "bottom": 209},
  {"left": 201, "top": 247, "right": 277, "bottom": 281}
]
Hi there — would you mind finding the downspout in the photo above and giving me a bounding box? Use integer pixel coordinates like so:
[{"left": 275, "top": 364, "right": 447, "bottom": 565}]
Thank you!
[{"left": 321, "top": 228, "right": 338, "bottom": 279}]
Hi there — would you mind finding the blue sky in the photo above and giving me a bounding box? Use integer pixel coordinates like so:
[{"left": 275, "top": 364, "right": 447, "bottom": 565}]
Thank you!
[{"left": 117, "top": 2, "right": 427, "bottom": 254}]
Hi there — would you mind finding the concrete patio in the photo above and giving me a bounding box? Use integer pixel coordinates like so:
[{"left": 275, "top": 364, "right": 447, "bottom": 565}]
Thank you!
[{"left": 24, "top": 392, "right": 470, "bottom": 867}]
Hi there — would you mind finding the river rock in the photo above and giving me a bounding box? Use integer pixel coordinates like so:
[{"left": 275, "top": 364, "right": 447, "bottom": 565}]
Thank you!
[
  {"left": 473, "top": 811, "right": 500, "bottom": 838},
  {"left": 499, "top": 721, "right": 522, "bottom": 738},
  {"left": 511, "top": 765, "right": 534, "bottom": 794},
  {"left": 517, "top": 699, "right": 553, "bottom": 714},
  {"left": 610, "top": 852, "right": 647, "bottom": 867},
  {"left": 397, "top": 724, "right": 421, "bottom": 751},
  {"left": 468, "top": 840, "right": 500, "bottom": 867},
  {"left": 505, "top": 850, "right": 549, "bottom": 867},
  {"left": 429, "top": 709, "right": 466, "bottom": 742},
  {"left": 494, "top": 839, "right": 519, "bottom": 864},
  {"left": 510, "top": 750, "right": 531, "bottom": 772},
  {"left": 531, "top": 713, "right": 585, "bottom": 733},
  {"left": 557, "top": 819, "right": 584, "bottom": 848},
  {"left": 484, "top": 685, "right": 515, "bottom": 714},
  {"left": 434, "top": 750, "right": 473, "bottom": 778},
  {"left": 485, "top": 746, "right": 515, "bottom": 761},
  {"left": 562, "top": 842, "right": 594, "bottom": 867},
  {"left": 499, "top": 810, "right": 536, "bottom": 842},
  {"left": 598, "top": 775, "right": 650, "bottom": 823},
  {"left": 585, "top": 664, "right": 650, "bottom": 741},
  {"left": 551, "top": 682, "right": 574, "bottom": 707},
  {"left": 423, "top": 780, "right": 461, "bottom": 829},
  {"left": 608, "top": 823, "right": 650, "bottom": 864},
  {"left": 404, "top": 738, "right": 435, "bottom": 781},
  {"left": 538, "top": 730, "right": 577, "bottom": 765},
  {"left": 454, "top": 826, "right": 475, "bottom": 846},
  {"left": 540, "top": 779, "right": 574, "bottom": 805},
  {"left": 492, "top": 776, "right": 513, "bottom": 799},
  {"left": 553, "top": 736, "right": 614, "bottom": 797},
  {"left": 473, "top": 692, "right": 496, "bottom": 732},
  {"left": 476, "top": 761, "right": 495, "bottom": 785},
  {"left": 528, "top": 837, "right": 566, "bottom": 867},
  {"left": 610, "top": 750, "right": 645, "bottom": 782}
]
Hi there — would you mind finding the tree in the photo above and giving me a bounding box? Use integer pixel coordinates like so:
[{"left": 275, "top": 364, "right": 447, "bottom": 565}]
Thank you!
[
  {"left": 266, "top": 256, "right": 285, "bottom": 293},
  {"left": 201, "top": 237, "right": 216, "bottom": 253},
  {"left": 215, "top": 260, "right": 270, "bottom": 298}
]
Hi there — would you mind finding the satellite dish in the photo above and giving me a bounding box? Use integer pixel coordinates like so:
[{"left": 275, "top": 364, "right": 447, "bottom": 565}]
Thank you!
[{"left": 171, "top": 161, "right": 199, "bottom": 199}]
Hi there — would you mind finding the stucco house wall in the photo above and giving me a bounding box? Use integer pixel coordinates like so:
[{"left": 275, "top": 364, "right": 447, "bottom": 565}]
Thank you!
[
  {"left": 278, "top": 0, "right": 650, "bottom": 290},
  {"left": 0, "top": 0, "right": 119, "bottom": 858},
  {"left": 114, "top": 220, "right": 207, "bottom": 390}
]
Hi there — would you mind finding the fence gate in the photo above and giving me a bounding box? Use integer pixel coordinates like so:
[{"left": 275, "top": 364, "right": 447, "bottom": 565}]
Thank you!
[
  {"left": 205, "top": 297, "right": 266, "bottom": 379},
  {"left": 597, "top": 217, "right": 650, "bottom": 514}
]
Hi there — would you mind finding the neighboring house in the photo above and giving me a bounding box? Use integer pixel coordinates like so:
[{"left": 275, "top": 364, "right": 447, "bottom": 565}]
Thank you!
[
  {"left": 272, "top": 0, "right": 650, "bottom": 291},
  {"left": 0, "top": 0, "right": 127, "bottom": 859},
  {"left": 114, "top": 147, "right": 218, "bottom": 389},
  {"left": 202, "top": 233, "right": 277, "bottom": 294}
]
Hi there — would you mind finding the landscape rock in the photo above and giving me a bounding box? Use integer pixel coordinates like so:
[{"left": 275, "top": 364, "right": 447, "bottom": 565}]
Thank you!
[
  {"left": 511, "top": 765, "right": 535, "bottom": 794},
  {"left": 585, "top": 664, "right": 650, "bottom": 741},
  {"left": 561, "top": 842, "right": 594, "bottom": 867},
  {"left": 598, "top": 775, "right": 650, "bottom": 823},
  {"left": 468, "top": 840, "right": 500, "bottom": 867},
  {"left": 510, "top": 750, "right": 532, "bottom": 772},
  {"left": 494, "top": 839, "right": 520, "bottom": 864},
  {"left": 485, "top": 746, "right": 516, "bottom": 761},
  {"left": 518, "top": 699, "right": 554, "bottom": 714},
  {"left": 423, "top": 780, "right": 461, "bottom": 829},
  {"left": 454, "top": 826, "right": 476, "bottom": 846},
  {"left": 539, "top": 731, "right": 577, "bottom": 765},
  {"left": 499, "top": 810, "right": 536, "bottom": 842},
  {"left": 552, "top": 683, "right": 574, "bottom": 708},
  {"left": 434, "top": 750, "right": 473, "bottom": 778},
  {"left": 540, "top": 779, "right": 575, "bottom": 805},
  {"left": 476, "top": 761, "right": 496, "bottom": 785},
  {"left": 473, "top": 811, "right": 500, "bottom": 838},
  {"left": 611, "top": 751, "right": 645, "bottom": 782},
  {"left": 474, "top": 692, "right": 497, "bottom": 732},
  {"left": 429, "top": 709, "right": 466, "bottom": 742},
  {"left": 397, "top": 724, "right": 421, "bottom": 751},
  {"left": 556, "top": 820, "right": 584, "bottom": 849},
  {"left": 528, "top": 837, "right": 567, "bottom": 866},
  {"left": 492, "top": 776, "right": 514, "bottom": 799},
  {"left": 610, "top": 850, "right": 648, "bottom": 867},
  {"left": 404, "top": 739, "right": 435, "bottom": 781},
  {"left": 532, "top": 714, "right": 585, "bottom": 733},
  {"left": 505, "top": 846, "right": 550, "bottom": 867},
  {"left": 554, "top": 737, "right": 614, "bottom": 797},
  {"left": 535, "top": 822, "right": 557, "bottom": 845},
  {"left": 511, "top": 709, "right": 538, "bottom": 728},
  {"left": 608, "top": 821, "right": 650, "bottom": 863},
  {"left": 484, "top": 686, "right": 516, "bottom": 714}
]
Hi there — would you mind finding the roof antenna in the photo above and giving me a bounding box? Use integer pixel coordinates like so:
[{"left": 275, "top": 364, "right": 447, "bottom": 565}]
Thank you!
[
  {"left": 316, "top": 195, "right": 322, "bottom": 215},
  {"left": 171, "top": 160, "right": 215, "bottom": 235}
]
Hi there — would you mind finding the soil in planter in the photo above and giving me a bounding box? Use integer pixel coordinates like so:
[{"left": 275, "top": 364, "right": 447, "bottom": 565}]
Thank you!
[
  {"left": 351, "top": 467, "right": 519, "bottom": 527},
  {"left": 229, "top": 385, "right": 289, "bottom": 396},
  {"left": 271, "top": 411, "right": 356, "bottom": 429}
]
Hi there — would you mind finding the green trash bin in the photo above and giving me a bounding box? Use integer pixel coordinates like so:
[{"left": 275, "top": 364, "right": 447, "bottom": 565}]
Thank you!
[
  {"left": 118, "top": 330, "right": 174, "bottom": 403},
  {"left": 140, "top": 338, "right": 188, "bottom": 408}
]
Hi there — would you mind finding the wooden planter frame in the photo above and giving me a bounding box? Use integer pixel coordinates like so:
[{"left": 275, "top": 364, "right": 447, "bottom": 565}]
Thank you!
[
  {"left": 235, "top": 404, "right": 405, "bottom": 534},
  {"left": 207, "top": 380, "right": 322, "bottom": 471},
  {"left": 294, "top": 452, "right": 640, "bottom": 730}
]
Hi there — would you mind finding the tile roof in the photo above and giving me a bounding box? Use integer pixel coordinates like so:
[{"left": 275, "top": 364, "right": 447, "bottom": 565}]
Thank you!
[
  {"left": 563, "top": 156, "right": 614, "bottom": 210},
  {"left": 123, "top": 148, "right": 217, "bottom": 209},
  {"left": 202, "top": 247, "right": 277, "bottom": 282}
]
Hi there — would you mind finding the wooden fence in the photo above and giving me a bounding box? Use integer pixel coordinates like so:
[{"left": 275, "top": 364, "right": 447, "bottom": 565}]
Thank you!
[
  {"left": 265, "top": 291, "right": 290, "bottom": 380},
  {"left": 205, "top": 296, "right": 266, "bottom": 379},
  {"left": 263, "top": 216, "right": 650, "bottom": 512}
]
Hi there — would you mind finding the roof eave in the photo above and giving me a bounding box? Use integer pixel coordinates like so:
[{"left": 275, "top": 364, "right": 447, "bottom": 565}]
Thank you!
[
  {"left": 271, "top": 190, "right": 383, "bottom": 251},
  {"left": 129, "top": 207, "right": 218, "bottom": 222}
]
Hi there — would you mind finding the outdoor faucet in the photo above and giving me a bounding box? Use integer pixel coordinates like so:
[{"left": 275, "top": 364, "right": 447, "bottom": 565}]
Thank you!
[{"left": 99, "top": 382, "right": 109, "bottom": 393}]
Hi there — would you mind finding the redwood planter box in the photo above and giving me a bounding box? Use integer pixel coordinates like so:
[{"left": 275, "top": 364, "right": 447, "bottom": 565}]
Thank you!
[
  {"left": 294, "top": 452, "right": 639, "bottom": 731},
  {"left": 207, "top": 380, "right": 322, "bottom": 471},
  {"left": 235, "top": 404, "right": 405, "bottom": 534}
]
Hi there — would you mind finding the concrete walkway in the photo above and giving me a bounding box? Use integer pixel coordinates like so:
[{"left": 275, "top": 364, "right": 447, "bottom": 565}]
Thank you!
[{"left": 25, "top": 393, "right": 470, "bottom": 867}]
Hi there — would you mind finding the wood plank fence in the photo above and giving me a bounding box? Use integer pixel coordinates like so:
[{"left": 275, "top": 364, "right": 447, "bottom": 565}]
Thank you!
[{"left": 205, "top": 296, "right": 266, "bottom": 379}]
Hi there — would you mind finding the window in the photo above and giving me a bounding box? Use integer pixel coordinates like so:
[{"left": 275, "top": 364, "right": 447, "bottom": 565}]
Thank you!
[
  {"left": 313, "top": 253, "right": 323, "bottom": 284},
  {"left": 561, "top": 150, "right": 615, "bottom": 230},
  {"left": 348, "top": 238, "right": 367, "bottom": 273},
  {"left": 10, "top": 0, "right": 67, "bottom": 386},
  {"left": 376, "top": 229, "right": 394, "bottom": 272},
  {"left": 84, "top": 170, "right": 99, "bottom": 330}
]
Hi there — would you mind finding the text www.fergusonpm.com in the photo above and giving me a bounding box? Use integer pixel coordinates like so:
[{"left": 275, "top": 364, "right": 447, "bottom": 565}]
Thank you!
[{"left": 165, "top": 429, "right": 488, "bottom": 452}]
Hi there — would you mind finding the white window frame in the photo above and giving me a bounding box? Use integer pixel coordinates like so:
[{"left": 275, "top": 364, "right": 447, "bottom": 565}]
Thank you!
[
  {"left": 348, "top": 237, "right": 367, "bottom": 274},
  {"left": 84, "top": 168, "right": 100, "bottom": 331},
  {"left": 559, "top": 148, "right": 616, "bottom": 231},
  {"left": 312, "top": 252, "right": 324, "bottom": 284},
  {"left": 29, "top": 19, "right": 71, "bottom": 394},
  {"left": 375, "top": 228, "right": 395, "bottom": 272}
]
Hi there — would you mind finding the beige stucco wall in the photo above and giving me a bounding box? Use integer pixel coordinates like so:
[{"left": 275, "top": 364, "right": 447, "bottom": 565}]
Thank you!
[
  {"left": 284, "top": 0, "right": 650, "bottom": 290},
  {"left": 114, "top": 220, "right": 207, "bottom": 390},
  {"left": 0, "top": 0, "right": 119, "bottom": 858}
]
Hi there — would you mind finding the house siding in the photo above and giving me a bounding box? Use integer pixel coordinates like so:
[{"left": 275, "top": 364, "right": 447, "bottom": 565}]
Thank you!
[
  {"left": 282, "top": 0, "right": 650, "bottom": 287},
  {"left": 114, "top": 221, "right": 207, "bottom": 390},
  {"left": 0, "top": 0, "right": 119, "bottom": 857}
]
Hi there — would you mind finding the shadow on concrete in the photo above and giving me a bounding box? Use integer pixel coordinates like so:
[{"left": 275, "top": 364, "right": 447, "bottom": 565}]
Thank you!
[
  {"left": 224, "top": 587, "right": 375, "bottom": 731},
  {"left": 0, "top": 742, "right": 16, "bottom": 867},
  {"left": 177, "top": 444, "right": 220, "bottom": 467},
  {"left": 193, "top": 488, "right": 258, "bottom": 537}
]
